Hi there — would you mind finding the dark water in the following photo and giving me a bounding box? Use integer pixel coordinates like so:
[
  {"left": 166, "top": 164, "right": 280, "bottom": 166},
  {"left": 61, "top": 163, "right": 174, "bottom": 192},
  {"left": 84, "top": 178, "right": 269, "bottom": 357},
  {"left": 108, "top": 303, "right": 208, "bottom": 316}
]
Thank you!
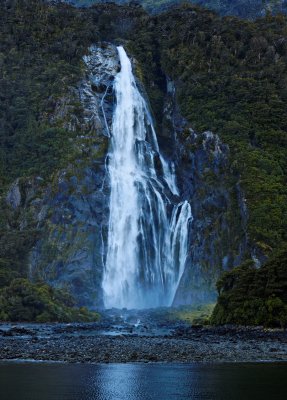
[{"left": 0, "top": 362, "right": 286, "bottom": 400}]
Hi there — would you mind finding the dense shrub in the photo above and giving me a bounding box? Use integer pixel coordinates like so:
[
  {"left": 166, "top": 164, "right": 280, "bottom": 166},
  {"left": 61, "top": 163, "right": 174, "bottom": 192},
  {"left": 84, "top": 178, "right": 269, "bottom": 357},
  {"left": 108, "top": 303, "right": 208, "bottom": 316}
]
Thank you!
[
  {"left": 153, "top": 6, "right": 287, "bottom": 251},
  {"left": 0, "top": 0, "right": 99, "bottom": 188},
  {"left": 73, "top": 0, "right": 287, "bottom": 19},
  {"left": 211, "top": 250, "right": 287, "bottom": 327},
  {"left": 0, "top": 279, "right": 100, "bottom": 322},
  {"left": 1, "top": 0, "right": 287, "bottom": 323}
]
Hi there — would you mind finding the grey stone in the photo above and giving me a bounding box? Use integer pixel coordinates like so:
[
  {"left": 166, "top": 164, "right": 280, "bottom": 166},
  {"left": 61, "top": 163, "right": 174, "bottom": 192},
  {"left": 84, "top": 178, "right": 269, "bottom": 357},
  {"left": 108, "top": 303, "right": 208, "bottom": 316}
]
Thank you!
[{"left": 6, "top": 179, "right": 21, "bottom": 209}]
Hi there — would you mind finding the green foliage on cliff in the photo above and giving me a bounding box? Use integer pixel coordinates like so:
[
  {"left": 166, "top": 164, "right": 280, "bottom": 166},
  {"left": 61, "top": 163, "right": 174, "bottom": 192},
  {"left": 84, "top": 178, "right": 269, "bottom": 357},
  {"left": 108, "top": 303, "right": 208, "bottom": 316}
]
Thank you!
[
  {"left": 153, "top": 6, "right": 287, "bottom": 252},
  {"left": 211, "top": 250, "right": 287, "bottom": 327},
  {"left": 127, "top": 3, "right": 287, "bottom": 253},
  {"left": 0, "top": 0, "right": 142, "bottom": 286},
  {"left": 72, "top": 0, "right": 287, "bottom": 19},
  {"left": 1, "top": 0, "right": 287, "bottom": 322},
  {"left": 0, "top": 0, "right": 147, "bottom": 319},
  {"left": 165, "top": 304, "right": 215, "bottom": 325},
  {"left": 0, "top": 0, "right": 103, "bottom": 320},
  {"left": 0, "top": 0, "right": 99, "bottom": 188},
  {"left": 0, "top": 279, "right": 100, "bottom": 322}
]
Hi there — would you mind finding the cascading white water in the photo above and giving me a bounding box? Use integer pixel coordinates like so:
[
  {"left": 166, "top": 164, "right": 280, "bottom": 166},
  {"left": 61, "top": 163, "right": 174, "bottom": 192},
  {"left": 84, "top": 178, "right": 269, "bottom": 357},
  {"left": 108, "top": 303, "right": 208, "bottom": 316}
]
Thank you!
[{"left": 102, "top": 46, "right": 192, "bottom": 309}]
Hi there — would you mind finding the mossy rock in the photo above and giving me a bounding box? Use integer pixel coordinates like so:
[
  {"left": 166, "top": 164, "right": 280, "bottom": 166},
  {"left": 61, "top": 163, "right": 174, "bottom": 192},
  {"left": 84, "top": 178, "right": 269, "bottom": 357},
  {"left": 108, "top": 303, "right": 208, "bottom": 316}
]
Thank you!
[
  {"left": 211, "top": 249, "right": 287, "bottom": 328},
  {"left": 0, "top": 278, "right": 100, "bottom": 322}
]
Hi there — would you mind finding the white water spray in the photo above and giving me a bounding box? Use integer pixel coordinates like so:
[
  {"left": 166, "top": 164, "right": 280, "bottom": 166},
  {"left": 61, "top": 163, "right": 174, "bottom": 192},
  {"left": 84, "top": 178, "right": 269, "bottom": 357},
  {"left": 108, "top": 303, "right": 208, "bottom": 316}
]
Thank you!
[{"left": 102, "top": 47, "right": 192, "bottom": 309}]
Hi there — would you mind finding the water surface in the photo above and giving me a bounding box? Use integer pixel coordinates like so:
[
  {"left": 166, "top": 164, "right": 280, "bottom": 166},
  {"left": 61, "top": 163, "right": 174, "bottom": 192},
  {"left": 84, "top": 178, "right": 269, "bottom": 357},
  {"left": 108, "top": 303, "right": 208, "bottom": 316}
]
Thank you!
[{"left": 0, "top": 362, "right": 286, "bottom": 400}]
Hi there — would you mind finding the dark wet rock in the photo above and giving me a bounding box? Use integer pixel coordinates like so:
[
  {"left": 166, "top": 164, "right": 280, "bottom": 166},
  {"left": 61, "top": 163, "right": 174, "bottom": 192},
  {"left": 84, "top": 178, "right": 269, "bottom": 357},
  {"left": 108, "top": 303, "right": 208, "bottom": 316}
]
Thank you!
[
  {"left": 0, "top": 317, "right": 286, "bottom": 364},
  {"left": 6, "top": 179, "right": 21, "bottom": 209},
  {"left": 6, "top": 41, "right": 249, "bottom": 310},
  {"left": 160, "top": 79, "right": 249, "bottom": 306},
  {"left": 1, "top": 327, "right": 35, "bottom": 337},
  {"left": 29, "top": 44, "right": 120, "bottom": 308}
]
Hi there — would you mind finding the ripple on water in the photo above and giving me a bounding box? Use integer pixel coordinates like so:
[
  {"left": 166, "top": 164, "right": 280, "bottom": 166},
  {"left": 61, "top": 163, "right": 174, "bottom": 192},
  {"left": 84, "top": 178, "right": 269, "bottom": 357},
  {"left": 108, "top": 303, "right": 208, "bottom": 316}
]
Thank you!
[{"left": 0, "top": 362, "right": 287, "bottom": 400}]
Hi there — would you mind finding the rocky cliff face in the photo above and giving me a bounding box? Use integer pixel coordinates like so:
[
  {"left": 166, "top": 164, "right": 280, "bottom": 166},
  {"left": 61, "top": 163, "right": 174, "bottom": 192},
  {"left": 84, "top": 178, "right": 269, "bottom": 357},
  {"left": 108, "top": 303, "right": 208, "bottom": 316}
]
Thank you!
[
  {"left": 174, "top": 128, "right": 248, "bottom": 304},
  {"left": 27, "top": 44, "right": 120, "bottom": 308},
  {"left": 158, "top": 80, "right": 248, "bottom": 305},
  {"left": 4, "top": 41, "right": 248, "bottom": 309}
]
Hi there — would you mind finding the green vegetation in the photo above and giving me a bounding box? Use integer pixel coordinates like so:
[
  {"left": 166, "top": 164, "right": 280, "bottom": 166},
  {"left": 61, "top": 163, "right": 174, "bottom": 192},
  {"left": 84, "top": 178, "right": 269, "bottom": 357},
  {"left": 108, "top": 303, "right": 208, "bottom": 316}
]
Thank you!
[
  {"left": 0, "top": 0, "right": 145, "bottom": 321},
  {"left": 211, "top": 249, "right": 287, "bottom": 327},
  {"left": 0, "top": 279, "right": 100, "bottom": 322},
  {"left": 127, "top": 3, "right": 287, "bottom": 253},
  {"left": 167, "top": 304, "right": 215, "bottom": 325},
  {"left": 1, "top": 0, "right": 287, "bottom": 323},
  {"left": 154, "top": 6, "right": 287, "bottom": 252},
  {"left": 146, "top": 304, "right": 215, "bottom": 326},
  {"left": 72, "top": 0, "right": 287, "bottom": 19},
  {"left": 0, "top": 0, "right": 101, "bottom": 321},
  {"left": 0, "top": 0, "right": 99, "bottom": 188}
]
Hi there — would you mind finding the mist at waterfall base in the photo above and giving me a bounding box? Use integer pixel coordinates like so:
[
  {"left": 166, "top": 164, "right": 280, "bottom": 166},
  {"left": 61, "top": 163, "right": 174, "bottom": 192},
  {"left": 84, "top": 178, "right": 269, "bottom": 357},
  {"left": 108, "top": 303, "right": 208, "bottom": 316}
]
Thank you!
[{"left": 102, "top": 47, "right": 192, "bottom": 310}]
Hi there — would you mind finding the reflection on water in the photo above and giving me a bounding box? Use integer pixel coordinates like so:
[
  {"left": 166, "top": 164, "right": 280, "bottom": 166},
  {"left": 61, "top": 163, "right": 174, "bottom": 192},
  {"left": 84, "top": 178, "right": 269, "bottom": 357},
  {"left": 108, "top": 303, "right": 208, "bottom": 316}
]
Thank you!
[{"left": 0, "top": 362, "right": 286, "bottom": 400}]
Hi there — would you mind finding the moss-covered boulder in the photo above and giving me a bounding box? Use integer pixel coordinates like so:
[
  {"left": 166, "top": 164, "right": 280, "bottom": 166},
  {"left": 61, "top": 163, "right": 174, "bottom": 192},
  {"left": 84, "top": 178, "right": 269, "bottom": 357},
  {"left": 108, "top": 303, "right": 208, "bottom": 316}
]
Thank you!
[
  {"left": 0, "top": 278, "right": 100, "bottom": 322},
  {"left": 211, "top": 250, "right": 287, "bottom": 327}
]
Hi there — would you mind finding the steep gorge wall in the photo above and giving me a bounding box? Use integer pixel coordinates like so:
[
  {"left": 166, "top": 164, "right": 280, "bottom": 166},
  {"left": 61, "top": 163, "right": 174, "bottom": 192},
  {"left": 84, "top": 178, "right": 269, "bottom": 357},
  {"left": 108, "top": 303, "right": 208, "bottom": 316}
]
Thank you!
[
  {"left": 29, "top": 44, "right": 121, "bottom": 308},
  {"left": 3, "top": 41, "right": 249, "bottom": 308},
  {"left": 5, "top": 1, "right": 282, "bottom": 311},
  {"left": 158, "top": 79, "right": 248, "bottom": 305}
]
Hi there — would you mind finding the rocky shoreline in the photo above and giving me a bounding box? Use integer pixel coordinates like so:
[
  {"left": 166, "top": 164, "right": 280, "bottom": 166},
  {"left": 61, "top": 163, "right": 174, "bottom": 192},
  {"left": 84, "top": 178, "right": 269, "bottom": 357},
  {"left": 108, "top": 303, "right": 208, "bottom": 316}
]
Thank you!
[{"left": 1, "top": 322, "right": 286, "bottom": 364}]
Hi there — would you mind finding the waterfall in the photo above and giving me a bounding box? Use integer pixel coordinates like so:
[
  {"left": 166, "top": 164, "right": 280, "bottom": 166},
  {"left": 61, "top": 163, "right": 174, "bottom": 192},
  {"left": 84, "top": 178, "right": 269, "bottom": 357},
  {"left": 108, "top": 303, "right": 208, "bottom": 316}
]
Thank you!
[{"left": 102, "top": 46, "right": 192, "bottom": 309}]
